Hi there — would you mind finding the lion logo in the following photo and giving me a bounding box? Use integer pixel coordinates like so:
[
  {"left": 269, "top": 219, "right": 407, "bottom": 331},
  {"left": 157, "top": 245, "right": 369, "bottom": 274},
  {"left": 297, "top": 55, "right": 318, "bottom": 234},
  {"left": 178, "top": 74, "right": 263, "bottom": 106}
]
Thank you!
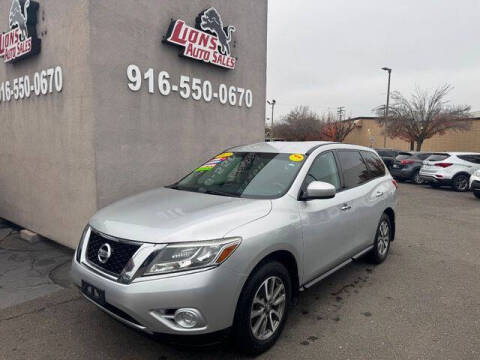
[
  {"left": 199, "top": 7, "right": 235, "bottom": 56},
  {"left": 9, "top": 0, "right": 30, "bottom": 41}
]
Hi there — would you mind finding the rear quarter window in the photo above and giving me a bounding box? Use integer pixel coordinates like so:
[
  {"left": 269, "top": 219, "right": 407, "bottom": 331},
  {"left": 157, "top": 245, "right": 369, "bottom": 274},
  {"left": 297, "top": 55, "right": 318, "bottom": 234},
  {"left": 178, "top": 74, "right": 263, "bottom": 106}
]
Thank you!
[
  {"left": 361, "top": 151, "right": 386, "bottom": 178},
  {"left": 458, "top": 155, "right": 480, "bottom": 164},
  {"left": 337, "top": 150, "right": 371, "bottom": 188}
]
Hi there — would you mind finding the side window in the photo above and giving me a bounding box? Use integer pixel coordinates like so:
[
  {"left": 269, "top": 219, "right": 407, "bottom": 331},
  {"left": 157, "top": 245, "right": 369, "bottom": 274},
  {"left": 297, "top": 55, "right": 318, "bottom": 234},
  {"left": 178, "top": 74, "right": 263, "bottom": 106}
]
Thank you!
[
  {"left": 473, "top": 156, "right": 480, "bottom": 164},
  {"left": 337, "top": 150, "right": 371, "bottom": 189},
  {"left": 458, "top": 155, "right": 480, "bottom": 164},
  {"left": 361, "top": 151, "right": 386, "bottom": 178},
  {"left": 304, "top": 152, "right": 341, "bottom": 190}
]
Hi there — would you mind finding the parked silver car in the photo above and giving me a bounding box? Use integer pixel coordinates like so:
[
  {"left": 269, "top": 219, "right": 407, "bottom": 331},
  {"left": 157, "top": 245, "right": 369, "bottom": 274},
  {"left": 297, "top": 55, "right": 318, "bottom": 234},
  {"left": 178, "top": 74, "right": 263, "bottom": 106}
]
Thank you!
[{"left": 71, "top": 142, "right": 397, "bottom": 354}]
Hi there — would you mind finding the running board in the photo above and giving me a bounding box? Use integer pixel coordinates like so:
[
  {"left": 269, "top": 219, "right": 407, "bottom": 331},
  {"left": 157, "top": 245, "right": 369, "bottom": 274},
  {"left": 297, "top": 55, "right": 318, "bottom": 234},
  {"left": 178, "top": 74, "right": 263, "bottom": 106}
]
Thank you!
[{"left": 300, "top": 245, "right": 374, "bottom": 290}]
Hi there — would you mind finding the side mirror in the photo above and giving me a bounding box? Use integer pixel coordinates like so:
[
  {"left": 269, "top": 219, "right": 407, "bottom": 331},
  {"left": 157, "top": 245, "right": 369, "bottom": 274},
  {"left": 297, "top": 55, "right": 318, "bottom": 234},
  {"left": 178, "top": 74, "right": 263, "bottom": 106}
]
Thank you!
[{"left": 303, "top": 181, "right": 336, "bottom": 200}]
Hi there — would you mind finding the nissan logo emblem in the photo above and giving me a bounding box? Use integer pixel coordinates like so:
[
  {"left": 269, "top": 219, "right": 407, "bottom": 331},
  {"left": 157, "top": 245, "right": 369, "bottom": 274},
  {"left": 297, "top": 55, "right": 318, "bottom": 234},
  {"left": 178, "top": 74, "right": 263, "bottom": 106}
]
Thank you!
[{"left": 97, "top": 243, "right": 112, "bottom": 264}]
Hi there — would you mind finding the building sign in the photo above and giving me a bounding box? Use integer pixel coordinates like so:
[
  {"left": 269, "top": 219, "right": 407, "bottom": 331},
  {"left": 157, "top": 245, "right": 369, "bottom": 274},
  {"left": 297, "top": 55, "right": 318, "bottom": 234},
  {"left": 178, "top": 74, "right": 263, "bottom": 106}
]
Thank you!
[
  {"left": 0, "top": 0, "right": 41, "bottom": 63},
  {"left": 164, "top": 7, "right": 236, "bottom": 70}
]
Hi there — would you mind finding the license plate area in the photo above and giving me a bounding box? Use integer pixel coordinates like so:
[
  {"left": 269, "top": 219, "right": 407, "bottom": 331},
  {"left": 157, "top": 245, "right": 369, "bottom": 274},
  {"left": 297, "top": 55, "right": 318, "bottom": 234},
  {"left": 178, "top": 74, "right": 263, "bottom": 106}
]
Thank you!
[{"left": 81, "top": 280, "right": 106, "bottom": 306}]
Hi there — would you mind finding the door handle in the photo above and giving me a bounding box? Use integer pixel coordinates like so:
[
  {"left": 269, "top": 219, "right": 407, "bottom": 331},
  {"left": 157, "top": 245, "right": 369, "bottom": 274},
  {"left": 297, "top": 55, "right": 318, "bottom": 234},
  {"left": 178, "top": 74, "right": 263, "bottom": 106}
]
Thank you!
[
  {"left": 375, "top": 191, "right": 384, "bottom": 198},
  {"left": 341, "top": 204, "right": 352, "bottom": 211}
]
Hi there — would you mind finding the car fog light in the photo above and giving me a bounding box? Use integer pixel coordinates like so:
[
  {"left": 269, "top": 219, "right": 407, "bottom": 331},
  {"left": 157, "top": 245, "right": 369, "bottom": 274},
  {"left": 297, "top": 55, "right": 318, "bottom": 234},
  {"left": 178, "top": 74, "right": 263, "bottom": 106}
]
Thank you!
[{"left": 174, "top": 308, "right": 201, "bottom": 328}]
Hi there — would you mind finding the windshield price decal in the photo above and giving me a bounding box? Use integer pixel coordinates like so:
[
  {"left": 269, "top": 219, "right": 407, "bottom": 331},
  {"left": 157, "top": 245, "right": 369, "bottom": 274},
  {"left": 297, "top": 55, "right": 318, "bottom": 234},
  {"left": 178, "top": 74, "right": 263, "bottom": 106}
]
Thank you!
[
  {"left": 126, "top": 65, "right": 253, "bottom": 108},
  {"left": 0, "top": 66, "right": 63, "bottom": 104}
]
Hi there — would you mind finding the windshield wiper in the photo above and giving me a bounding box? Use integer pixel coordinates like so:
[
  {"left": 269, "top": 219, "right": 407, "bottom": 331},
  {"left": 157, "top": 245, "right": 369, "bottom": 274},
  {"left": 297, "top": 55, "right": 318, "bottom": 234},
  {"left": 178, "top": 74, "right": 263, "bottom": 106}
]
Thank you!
[{"left": 203, "top": 189, "right": 240, "bottom": 198}]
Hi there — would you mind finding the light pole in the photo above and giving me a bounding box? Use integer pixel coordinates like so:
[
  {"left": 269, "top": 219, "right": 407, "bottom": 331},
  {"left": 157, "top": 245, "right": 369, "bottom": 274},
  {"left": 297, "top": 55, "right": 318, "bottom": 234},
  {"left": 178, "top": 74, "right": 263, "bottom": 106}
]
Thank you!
[
  {"left": 267, "top": 99, "right": 276, "bottom": 141},
  {"left": 381, "top": 67, "right": 392, "bottom": 148}
]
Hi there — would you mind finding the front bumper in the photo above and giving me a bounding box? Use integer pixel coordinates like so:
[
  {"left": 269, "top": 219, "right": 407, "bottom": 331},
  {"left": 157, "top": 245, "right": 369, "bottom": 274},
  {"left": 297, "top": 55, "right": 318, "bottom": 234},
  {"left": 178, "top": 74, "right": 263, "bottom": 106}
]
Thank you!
[
  {"left": 470, "top": 179, "right": 480, "bottom": 191},
  {"left": 71, "top": 258, "right": 246, "bottom": 335}
]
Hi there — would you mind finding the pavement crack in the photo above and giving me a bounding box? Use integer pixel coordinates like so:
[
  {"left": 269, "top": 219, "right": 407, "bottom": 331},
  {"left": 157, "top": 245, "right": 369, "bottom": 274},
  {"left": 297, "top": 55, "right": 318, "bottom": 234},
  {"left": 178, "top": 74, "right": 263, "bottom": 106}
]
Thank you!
[
  {"left": 331, "top": 283, "right": 355, "bottom": 296},
  {"left": 48, "top": 259, "right": 72, "bottom": 287},
  {"left": 0, "top": 296, "right": 82, "bottom": 323}
]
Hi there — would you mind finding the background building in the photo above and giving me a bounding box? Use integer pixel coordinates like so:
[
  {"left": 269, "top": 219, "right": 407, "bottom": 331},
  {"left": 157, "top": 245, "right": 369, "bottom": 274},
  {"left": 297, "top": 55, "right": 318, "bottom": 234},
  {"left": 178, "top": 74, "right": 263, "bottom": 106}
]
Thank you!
[
  {"left": 345, "top": 117, "right": 480, "bottom": 152},
  {"left": 0, "top": 0, "right": 268, "bottom": 248}
]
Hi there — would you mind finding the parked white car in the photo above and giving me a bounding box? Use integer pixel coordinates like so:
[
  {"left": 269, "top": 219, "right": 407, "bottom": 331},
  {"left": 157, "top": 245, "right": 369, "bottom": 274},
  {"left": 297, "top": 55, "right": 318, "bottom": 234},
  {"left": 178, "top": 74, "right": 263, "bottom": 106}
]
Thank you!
[
  {"left": 419, "top": 152, "right": 480, "bottom": 191},
  {"left": 470, "top": 169, "right": 480, "bottom": 199}
]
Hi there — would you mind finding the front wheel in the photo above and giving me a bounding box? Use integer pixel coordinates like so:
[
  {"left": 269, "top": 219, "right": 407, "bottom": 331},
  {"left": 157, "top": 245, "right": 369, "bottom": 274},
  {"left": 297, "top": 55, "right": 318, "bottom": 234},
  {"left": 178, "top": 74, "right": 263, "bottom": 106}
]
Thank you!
[
  {"left": 369, "top": 214, "right": 392, "bottom": 264},
  {"left": 233, "top": 261, "right": 291, "bottom": 355},
  {"left": 452, "top": 174, "right": 469, "bottom": 192}
]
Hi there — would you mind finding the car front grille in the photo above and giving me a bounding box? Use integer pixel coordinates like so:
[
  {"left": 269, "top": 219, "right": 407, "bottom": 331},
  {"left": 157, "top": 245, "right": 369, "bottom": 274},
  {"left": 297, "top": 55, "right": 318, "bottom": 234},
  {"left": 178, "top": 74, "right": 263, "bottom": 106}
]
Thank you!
[{"left": 86, "top": 230, "right": 141, "bottom": 276}]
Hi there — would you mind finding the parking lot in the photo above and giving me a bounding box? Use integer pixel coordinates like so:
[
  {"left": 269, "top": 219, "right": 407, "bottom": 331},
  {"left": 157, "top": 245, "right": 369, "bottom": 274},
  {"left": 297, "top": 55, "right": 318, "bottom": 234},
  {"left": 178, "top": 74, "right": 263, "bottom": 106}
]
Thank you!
[{"left": 1, "top": 182, "right": 479, "bottom": 360}]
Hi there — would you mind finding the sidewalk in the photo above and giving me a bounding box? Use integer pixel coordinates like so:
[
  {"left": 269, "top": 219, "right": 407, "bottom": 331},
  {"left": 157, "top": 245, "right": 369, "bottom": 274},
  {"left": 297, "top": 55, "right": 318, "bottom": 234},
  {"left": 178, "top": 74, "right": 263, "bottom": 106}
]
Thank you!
[{"left": 0, "top": 221, "right": 74, "bottom": 310}]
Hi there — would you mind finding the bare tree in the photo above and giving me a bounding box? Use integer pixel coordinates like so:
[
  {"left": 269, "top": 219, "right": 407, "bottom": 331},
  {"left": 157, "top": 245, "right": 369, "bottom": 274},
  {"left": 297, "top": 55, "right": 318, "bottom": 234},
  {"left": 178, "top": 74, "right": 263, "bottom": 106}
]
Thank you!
[
  {"left": 375, "top": 85, "right": 471, "bottom": 151},
  {"left": 320, "top": 112, "right": 357, "bottom": 142},
  {"left": 272, "top": 106, "right": 323, "bottom": 141}
]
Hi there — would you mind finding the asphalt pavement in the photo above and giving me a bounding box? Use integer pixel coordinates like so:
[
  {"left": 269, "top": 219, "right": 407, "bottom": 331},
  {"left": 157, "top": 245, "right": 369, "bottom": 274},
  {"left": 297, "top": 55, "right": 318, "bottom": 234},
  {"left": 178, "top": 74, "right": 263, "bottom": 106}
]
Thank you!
[{"left": 0, "top": 183, "right": 479, "bottom": 360}]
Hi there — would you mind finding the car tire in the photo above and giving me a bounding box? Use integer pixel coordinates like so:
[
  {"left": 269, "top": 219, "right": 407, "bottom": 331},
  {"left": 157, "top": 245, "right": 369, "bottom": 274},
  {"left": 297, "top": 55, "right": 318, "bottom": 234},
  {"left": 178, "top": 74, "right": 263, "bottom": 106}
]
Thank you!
[
  {"left": 369, "top": 213, "right": 392, "bottom": 264},
  {"left": 233, "top": 261, "right": 292, "bottom": 355},
  {"left": 452, "top": 174, "right": 470, "bottom": 192},
  {"left": 412, "top": 170, "right": 424, "bottom": 185},
  {"left": 474, "top": 190, "right": 480, "bottom": 199}
]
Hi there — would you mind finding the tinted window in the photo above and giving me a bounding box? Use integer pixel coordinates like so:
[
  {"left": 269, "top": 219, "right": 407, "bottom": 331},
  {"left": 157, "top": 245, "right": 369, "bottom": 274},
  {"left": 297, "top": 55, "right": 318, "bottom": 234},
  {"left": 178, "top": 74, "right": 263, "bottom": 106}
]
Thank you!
[
  {"left": 458, "top": 155, "right": 480, "bottom": 164},
  {"left": 304, "top": 152, "right": 341, "bottom": 190},
  {"left": 396, "top": 152, "right": 413, "bottom": 160},
  {"left": 426, "top": 154, "right": 449, "bottom": 162},
  {"left": 415, "top": 153, "right": 432, "bottom": 160},
  {"left": 337, "top": 151, "right": 370, "bottom": 188},
  {"left": 361, "top": 151, "right": 386, "bottom": 178}
]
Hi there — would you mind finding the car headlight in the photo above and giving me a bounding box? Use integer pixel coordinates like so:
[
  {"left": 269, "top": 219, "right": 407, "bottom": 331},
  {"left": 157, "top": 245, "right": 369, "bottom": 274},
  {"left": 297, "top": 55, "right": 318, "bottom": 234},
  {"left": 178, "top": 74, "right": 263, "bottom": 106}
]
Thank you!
[
  {"left": 75, "top": 225, "right": 90, "bottom": 263},
  {"left": 143, "top": 237, "right": 241, "bottom": 276}
]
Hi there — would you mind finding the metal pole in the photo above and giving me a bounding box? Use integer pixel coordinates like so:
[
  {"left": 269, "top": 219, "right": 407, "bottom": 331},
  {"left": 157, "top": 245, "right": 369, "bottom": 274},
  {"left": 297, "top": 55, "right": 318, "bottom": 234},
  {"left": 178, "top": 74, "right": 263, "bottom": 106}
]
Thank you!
[
  {"left": 267, "top": 100, "right": 276, "bottom": 141},
  {"left": 382, "top": 68, "right": 392, "bottom": 148}
]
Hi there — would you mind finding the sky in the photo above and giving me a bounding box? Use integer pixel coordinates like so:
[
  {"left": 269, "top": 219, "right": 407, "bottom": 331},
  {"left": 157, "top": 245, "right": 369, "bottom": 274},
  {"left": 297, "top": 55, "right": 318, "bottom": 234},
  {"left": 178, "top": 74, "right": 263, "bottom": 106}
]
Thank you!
[{"left": 266, "top": 0, "right": 480, "bottom": 120}]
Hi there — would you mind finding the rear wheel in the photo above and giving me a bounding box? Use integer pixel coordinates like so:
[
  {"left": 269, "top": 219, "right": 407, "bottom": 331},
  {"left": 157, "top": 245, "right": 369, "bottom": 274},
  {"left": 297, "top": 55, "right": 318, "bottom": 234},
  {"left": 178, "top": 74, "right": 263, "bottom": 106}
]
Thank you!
[
  {"left": 412, "top": 170, "right": 424, "bottom": 185},
  {"left": 452, "top": 174, "right": 469, "bottom": 192},
  {"left": 233, "top": 261, "right": 291, "bottom": 355},
  {"left": 474, "top": 190, "right": 480, "bottom": 199},
  {"left": 369, "top": 214, "right": 392, "bottom": 264}
]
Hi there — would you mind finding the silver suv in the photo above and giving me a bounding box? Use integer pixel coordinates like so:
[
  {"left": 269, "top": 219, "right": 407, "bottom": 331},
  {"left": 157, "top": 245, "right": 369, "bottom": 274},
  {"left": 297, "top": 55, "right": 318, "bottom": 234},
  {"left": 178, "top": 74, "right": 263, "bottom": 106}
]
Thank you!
[
  {"left": 71, "top": 142, "right": 397, "bottom": 354},
  {"left": 419, "top": 152, "right": 480, "bottom": 191}
]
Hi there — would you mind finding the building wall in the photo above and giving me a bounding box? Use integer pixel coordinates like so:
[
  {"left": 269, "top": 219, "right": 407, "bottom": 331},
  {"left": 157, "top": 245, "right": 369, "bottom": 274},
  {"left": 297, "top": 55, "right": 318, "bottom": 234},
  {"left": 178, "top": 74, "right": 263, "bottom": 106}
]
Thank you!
[
  {"left": 89, "top": 0, "right": 268, "bottom": 208},
  {"left": 345, "top": 118, "right": 480, "bottom": 152},
  {"left": 0, "top": 0, "right": 268, "bottom": 248},
  {"left": 0, "top": 0, "right": 97, "bottom": 248}
]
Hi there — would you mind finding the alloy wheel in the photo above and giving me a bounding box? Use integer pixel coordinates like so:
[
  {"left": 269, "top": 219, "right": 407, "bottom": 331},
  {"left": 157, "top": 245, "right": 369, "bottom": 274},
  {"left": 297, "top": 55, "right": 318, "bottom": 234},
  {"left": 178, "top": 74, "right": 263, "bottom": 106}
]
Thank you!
[
  {"left": 377, "top": 220, "right": 390, "bottom": 256},
  {"left": 454, "top": 175, "right": 468, "bottom": 191},
  {"left": 414, "top": 172, "right": 423, "bottom": 184},
  {"left": 250, "top": 276, "right": 286, "bottom": 341}
]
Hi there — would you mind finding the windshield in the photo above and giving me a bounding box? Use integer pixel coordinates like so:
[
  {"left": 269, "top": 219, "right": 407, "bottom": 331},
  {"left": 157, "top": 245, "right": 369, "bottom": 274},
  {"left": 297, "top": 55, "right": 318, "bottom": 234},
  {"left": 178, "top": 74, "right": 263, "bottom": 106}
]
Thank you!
[
  {"left": 169, "top": 152, "right": 307, "bottom": 199},
  {"left": 426, "top": 153, "right": 449, "bottom": 162},
  {"left": 395, "top": 152, "right": 413, "bottom": 160}
]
